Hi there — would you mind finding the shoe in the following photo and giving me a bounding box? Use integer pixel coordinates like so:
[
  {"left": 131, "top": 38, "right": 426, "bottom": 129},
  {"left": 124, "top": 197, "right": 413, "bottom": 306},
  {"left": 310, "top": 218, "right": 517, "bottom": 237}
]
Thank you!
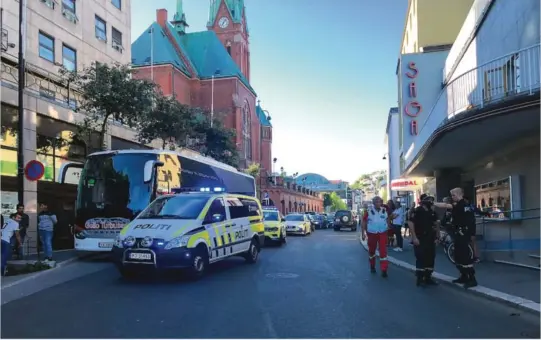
[
  {"left": 463, "top": 277, "right": 478, "bottom": 289},
  {"left": 452, "top": 276, "right": 467, "bottom": 284},
  {"left": 370, "top": 267, "right": 376, "bottom": 274},
  {"left": 381, "top": 271, "right": 388, "bottom": 278}
]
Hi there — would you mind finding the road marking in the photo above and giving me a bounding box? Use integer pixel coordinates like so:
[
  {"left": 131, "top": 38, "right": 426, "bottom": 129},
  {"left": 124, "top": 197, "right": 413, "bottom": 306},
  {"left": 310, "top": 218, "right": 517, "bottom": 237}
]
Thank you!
[
  {"left": 265, "top": 273, "right": 299, "bottom": 279},
  {"left": 263, "top": 312, "right": 278, "bottom": 338}
]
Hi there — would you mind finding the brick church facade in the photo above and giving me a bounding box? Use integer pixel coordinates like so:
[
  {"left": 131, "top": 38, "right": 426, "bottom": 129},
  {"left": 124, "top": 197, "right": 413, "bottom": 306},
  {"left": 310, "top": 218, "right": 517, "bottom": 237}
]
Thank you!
[{"left": 131, "top": 0, "right": 322, "bottom": 213}]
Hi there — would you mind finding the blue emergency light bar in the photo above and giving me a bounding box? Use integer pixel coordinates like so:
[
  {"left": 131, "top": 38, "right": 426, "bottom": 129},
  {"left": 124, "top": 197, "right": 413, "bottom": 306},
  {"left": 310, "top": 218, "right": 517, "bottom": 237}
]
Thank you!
[
  {"left": 171, "top": 187, "right": 226, "bottom": 194},
  {"left": 263, "top": 206, "right": 278, "bottom": 211}
]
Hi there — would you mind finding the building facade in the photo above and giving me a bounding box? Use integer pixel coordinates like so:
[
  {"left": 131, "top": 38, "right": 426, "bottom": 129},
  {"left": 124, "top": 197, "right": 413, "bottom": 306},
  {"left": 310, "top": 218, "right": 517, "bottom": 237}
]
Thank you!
[
  {"left": 263, "top": 176, "right": 323, "bottom": 215},
  {"left": 0, "top": 0, "right": 145, "bottom": 251},
  {"left": 388, "top": 0, "right": 541, "bottom": 264}
]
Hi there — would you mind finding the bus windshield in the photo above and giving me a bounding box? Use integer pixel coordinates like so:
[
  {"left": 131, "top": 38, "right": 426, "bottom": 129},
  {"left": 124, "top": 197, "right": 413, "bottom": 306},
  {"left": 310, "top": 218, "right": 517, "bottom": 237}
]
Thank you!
[{"left": 75, "top": 153, "right": 158, "bottom": 226}]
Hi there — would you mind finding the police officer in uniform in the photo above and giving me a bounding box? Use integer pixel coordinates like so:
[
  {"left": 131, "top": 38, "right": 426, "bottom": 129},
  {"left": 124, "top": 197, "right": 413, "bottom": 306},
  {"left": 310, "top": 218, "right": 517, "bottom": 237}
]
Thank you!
[
  {"left": 408, "top": 194, "right": 439, "bottom": 287},
  {"left": 434, "top": 187, "right": 478, "bottom": 288}
]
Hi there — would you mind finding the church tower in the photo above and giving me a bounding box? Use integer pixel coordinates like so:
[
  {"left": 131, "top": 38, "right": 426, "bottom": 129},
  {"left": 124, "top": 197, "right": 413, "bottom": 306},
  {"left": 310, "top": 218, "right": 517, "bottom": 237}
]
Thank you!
[
  {"left": 207, "top": 0, "right": 250, "bottom": 81},
  {"left": 171, "top": 0, "right": 189, "bottom": 35}
]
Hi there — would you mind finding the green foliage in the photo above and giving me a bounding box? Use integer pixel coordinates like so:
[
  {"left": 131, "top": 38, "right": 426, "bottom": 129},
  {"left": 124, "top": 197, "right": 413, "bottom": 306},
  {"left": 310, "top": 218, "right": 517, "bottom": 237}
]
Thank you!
[
  {"left": 194, "top": 116, "right": 239, "bottom": 168},
  {"left": 59, "top": 62, "right": 155, "bottom": 150},
  {"left": 323, "top": 193, "right": 333, "bottom": 207},
  {"left": 329, "top": 192, "right": 347, "bottom": 211},
  {"left": 137, "top": 96, "right": 197, "bottom": 150},
  {"left": 244, "top": 163, "right": 261, "bottom": 178}
]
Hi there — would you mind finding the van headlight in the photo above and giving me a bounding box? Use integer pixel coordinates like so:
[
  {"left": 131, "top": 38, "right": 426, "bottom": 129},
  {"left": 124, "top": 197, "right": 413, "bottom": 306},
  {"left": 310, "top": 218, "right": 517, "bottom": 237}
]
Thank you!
[
  {"left": 114, "top": 236, "right": 123, "bottom": 248},
  {"left": 164, "top": 235, "right": 191, "bottom": 250},
  {"left": 123, "top": 236, "right": 136, "bottom": 247}
]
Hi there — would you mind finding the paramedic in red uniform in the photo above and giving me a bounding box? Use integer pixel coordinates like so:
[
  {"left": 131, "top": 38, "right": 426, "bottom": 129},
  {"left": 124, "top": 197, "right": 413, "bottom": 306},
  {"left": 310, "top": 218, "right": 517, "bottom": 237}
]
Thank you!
[{"left": 361, "top": 196, "right": 391, "bottom": 277}]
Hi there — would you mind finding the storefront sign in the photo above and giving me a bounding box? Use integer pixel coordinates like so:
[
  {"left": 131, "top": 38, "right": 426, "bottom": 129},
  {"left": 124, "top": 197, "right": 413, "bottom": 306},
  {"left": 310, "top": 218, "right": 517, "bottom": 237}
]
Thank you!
[
  {"left": 390, "top": 178, "right": 424, "bottom": 191},
  {"left": 404, "top": 61, "right": 421, "bottom": 136}
]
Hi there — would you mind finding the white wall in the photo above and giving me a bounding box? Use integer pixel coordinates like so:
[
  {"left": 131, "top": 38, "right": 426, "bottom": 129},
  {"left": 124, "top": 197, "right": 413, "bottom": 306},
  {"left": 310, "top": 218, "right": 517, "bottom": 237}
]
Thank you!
[
  {"left": 448, "top": 0, "right": 540, "bottom": 82},
  {"left": 399, "top": 50, "right": 449, "bottom": 165},
  {"left": 387, "top": 109, "right": 401, "bottom": 197}
]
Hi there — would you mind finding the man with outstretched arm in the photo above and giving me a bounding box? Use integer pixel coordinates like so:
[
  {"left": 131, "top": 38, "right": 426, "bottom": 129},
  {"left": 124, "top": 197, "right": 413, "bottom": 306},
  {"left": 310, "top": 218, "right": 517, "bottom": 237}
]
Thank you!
[
  {"left": 361, "top": 196, "right": 390, "bottom": 278},
  {"left": 433, "top": 187, "right": 478, "bottom": 288}
]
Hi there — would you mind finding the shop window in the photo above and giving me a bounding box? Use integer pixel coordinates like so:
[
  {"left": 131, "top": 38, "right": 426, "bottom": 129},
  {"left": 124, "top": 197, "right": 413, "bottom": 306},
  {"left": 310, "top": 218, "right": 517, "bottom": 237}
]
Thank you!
[
  {"left": 0, "top": 149, "right": 17, "bottom": 177},
  {"left": 475, "top": 177, "right": 511, "bottom": 218}
]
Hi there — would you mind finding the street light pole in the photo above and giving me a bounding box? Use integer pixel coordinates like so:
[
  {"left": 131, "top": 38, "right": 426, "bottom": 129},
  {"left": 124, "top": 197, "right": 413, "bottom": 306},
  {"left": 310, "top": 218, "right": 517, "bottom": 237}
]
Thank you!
[
  {"left": 210, "top": 74, "right": 214, "bottom": 127},
  {"left": 17, "top": 0, "right": 27, "bottom": 205}
]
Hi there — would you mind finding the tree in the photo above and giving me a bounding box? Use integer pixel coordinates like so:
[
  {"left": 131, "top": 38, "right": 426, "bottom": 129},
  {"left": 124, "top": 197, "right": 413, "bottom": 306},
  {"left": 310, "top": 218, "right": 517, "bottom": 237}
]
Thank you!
[
  {"left": 194, "top": 116, "right": 239, "bottom": 168},
  {"left": 323, "top": 193, "right": 333, "bottom": 207},
  {"left": 137, "top": 96, "right": 196, "bottom": 150},
  {"left": 329, "top": 192, "right": 347, "bottom": 211},
  {"left": 59, "top": 62, "right": 155, "bottom": 150},
  {"left": 244, "top": 163, "right": 261, "bottom": 178}
]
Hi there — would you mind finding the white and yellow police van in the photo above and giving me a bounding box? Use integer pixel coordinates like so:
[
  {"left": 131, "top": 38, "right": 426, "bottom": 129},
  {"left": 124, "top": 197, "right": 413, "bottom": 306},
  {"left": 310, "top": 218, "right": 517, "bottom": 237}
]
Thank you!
[
  {"left": 262, "top": 206, "right": 287, "bottom": 245},
  {"left": 112, "top": 190, "right": 265, "bottom": 279}
]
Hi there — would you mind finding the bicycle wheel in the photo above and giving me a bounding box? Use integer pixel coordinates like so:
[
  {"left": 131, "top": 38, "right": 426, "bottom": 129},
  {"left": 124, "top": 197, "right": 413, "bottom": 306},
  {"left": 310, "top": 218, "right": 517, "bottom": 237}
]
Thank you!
[{"left": 446, "top": 242, "right": 456, "bottom": 264}]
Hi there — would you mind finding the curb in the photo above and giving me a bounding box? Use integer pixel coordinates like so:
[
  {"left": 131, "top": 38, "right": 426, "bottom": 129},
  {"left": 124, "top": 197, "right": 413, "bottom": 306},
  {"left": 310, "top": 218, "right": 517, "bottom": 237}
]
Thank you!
[
  {"left": 359, "top": 237, "right": 540, "bottom": 315},
  {"left": 1, "top": 256, "right": 86, "bottom": 290}
]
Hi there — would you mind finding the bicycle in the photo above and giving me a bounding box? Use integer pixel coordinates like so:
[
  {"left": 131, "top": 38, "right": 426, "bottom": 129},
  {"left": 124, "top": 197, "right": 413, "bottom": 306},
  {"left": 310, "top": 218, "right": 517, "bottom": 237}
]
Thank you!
[{"left": 438, "top": 225, "right": 473, "bottom": 265}]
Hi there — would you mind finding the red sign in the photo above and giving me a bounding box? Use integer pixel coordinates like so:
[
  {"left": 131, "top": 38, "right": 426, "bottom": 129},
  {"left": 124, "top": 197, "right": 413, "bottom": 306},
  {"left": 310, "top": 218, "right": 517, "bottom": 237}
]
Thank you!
[
  {"left": 391, "top": 180, "right": 418, "bottom": 188},
  {"left": 404, "top": 61, "right": 421, "bottom": 136}
]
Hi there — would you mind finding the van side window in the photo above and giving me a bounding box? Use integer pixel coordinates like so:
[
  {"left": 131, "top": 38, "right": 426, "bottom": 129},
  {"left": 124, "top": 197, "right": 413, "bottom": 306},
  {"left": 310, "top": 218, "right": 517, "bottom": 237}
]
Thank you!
[
  {"left": 227, "top": 197, "right": 249, "bottom": 219},
  {"left": 204, "top": 198, "right": 226, "bottom": 223},
  {"left": 240, "top": 198, "right": 261, "bottom": 217}
]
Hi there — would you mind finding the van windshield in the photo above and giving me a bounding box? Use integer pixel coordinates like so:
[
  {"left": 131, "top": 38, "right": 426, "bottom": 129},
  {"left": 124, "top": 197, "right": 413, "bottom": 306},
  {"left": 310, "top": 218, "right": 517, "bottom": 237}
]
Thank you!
[{"left": 138, "top": 195, "right": 208, "bottom": 220}]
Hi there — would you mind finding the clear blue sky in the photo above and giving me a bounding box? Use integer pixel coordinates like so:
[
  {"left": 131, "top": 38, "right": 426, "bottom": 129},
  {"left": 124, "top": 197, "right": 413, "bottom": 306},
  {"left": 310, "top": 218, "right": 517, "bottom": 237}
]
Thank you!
[{"left": 131, "top": 0, "right": 408, "bottom": 183}]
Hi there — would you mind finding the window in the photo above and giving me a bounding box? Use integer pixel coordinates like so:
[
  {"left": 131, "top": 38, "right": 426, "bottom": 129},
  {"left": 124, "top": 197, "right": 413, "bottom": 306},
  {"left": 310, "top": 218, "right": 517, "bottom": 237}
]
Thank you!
[
  {"left": 62, "top": 0, "right": 78, "bottom": 22},
  {"left": 62, "top": 44, "right": 76, "bottom": 71},
  {"left": 38, "top": 32, "right": 55, "bottom": 62},
  {"left": 39, "top": 87, "right": 55, "bottom": 100},
  {"left": 204, "top": 199, "right": 227, "bottom": 223},
  {"left": 66, "top": 97, "right": 77, "bottom": 109},
  {"left": 41, "top": 0, "right": 56, "bottom": 9},
  {"left": 111, "top": 0, "right": 121, "bottom": 10},
  {"left": 241, "top": 102, "right": 252, "bottom": 160},
  {"left": 95, "top": 16, "right": 107, "bottom": 41},
  {"left": 112, "top": 27, "right": 123, "bottom": 51},
  {"left": 241, "top": 198, "right": 261, "bottom": 217}
]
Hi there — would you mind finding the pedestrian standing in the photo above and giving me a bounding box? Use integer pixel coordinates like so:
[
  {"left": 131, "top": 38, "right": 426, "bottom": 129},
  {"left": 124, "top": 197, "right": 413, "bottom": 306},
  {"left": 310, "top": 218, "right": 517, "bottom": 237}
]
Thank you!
[
  {"left": 391, "top": 199, "right": 405, "bottom": 252},
  {"left": 11, "top": 204, "right": 29, "bottom": 259},
  {"left": 361, "top": 196, "right": 390, "bottom": 278},
  {"left": 408, "top": 194, "right": 439, "bottom": 286},
  {"left": 2, "top": 215, "right": 22, "bottom": 276},
  {"left": 38, "top": 203, "right": 57, "bottom": 262},
  {"left": 434, "top": 188, "right": 478, "bottom": 288}
]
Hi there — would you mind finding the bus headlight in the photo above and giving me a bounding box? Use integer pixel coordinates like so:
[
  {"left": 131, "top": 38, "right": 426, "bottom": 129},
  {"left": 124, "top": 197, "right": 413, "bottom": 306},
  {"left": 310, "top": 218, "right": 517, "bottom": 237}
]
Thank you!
[
  {"left": 164, "top": 235, "right": 190, "bottom": 250},
  {"left": 114, "top": 236, "right": 123, "bottom": 248}
]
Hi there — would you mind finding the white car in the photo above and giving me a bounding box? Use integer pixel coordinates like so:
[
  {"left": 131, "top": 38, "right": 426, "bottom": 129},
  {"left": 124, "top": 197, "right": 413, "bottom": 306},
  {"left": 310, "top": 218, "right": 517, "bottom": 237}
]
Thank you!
[{"left": 284, "top": 214, "right": 312, "bottom": 236}]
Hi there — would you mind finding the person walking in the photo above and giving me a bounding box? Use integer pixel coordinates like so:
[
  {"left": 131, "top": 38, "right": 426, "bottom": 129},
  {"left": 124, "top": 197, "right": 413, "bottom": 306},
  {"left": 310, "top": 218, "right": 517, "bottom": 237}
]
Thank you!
[
  {"left": 391, "top": 199, "right": 405, "bottom": 252},
  {"left": 361, "top": 196, "right": 390, "bottom": 278},
  {"left": 408, "top": 194, "right": 439, "bottom": 286},
  {"left": 38, "top": 203, "right": 57, "bottom": 262},
  {"left": 2, "top": 214, "right": 22, "bottom": 276},
  {"left": 434, "top": 188, "right": 478, "bottom": 288},
  {"left": 10, "top": 204, "right": 29, "bottom": 259}
]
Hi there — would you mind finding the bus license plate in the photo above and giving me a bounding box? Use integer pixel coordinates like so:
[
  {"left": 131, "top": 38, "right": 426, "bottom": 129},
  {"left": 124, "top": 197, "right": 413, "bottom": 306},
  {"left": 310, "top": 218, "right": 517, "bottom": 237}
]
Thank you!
[
  {"left": 98, "top": 242, "right": 113, "bottom": 248},
  {"left": 129, "top": 253, "right": 152, "bottom": 260}
]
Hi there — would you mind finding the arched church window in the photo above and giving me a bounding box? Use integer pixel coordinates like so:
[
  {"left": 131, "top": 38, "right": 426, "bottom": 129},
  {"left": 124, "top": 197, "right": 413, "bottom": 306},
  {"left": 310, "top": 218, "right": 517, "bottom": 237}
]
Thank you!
[{"left": 242, "top": 102, "right": 252, "bottom": 160}]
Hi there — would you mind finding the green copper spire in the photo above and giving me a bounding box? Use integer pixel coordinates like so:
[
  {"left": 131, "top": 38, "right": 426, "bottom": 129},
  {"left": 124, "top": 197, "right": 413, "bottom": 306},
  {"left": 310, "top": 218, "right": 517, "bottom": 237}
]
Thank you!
[
  {"left": 171, "top": 0, "right": 188, "bottom": 35},
  {"left": 207, "top": 0, "right": 245, "bottom": 27}
]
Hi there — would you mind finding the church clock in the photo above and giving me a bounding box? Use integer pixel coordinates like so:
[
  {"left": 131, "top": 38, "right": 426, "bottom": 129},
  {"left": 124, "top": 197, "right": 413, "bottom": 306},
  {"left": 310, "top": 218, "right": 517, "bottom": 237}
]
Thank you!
[{"left": 218, "top": 16, "right": 229, "bottom": 28}]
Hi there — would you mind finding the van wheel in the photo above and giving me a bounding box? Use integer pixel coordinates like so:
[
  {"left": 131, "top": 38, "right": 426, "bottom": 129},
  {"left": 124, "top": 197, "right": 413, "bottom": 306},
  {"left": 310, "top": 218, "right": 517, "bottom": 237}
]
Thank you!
[
  {"left": 244, "top": 239, "right": 259, "bottom": 264},
  {"left": 187, "top": 247, "right": 209, "bottom": 279}
]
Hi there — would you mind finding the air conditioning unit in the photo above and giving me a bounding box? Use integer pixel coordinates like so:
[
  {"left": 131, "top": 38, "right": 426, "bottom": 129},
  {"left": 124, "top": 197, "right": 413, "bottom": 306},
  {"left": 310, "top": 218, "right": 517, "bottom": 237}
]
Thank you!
[
  {"left": 112, "top": 41, "right": 124, "bottom": 53},
  {"left": 62, "top": 8, "right": 78, "bottom": 23},
  {"left": 41, "top": 0, "right": 56, "bottom": 9}
]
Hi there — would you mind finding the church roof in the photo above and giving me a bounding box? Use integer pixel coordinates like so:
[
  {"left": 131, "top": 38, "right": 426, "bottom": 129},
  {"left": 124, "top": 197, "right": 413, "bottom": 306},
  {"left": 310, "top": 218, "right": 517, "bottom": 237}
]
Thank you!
[
  {"left": 255, "top": 104, "right": 271, "bottom": 127},
  {"left": 131, "top": 23, "right": 255, "bottom": 96}
]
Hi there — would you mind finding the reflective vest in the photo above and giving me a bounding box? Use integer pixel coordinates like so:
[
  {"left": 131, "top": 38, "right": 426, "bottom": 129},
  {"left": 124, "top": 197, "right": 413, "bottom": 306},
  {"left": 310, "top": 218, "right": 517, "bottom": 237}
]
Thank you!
[{"left": 367, "top": 208, "right": 388, "bottom": 233}]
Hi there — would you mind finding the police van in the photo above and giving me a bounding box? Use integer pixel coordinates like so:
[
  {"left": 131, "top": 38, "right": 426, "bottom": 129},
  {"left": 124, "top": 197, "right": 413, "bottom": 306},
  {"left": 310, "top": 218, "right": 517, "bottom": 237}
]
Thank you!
[{"left": 111, "top": 190, "right": 265, "bottom": 279}]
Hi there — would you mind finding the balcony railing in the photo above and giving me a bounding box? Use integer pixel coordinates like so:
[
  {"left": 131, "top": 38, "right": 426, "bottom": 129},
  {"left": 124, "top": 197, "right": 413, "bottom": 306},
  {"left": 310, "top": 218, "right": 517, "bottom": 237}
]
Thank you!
[{"left": 405, "top": 43, "right": 541, "bottom": 168}]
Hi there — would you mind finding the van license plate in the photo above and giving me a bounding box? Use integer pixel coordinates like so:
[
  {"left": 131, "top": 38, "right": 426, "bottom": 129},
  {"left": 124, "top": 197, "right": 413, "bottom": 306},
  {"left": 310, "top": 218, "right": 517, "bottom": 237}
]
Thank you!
[
  {"left": 129, "top": 253, "right": 152, "bottom": 260},
  {"left": 98, "top": 242, "right": 113, "bottom": 248}
]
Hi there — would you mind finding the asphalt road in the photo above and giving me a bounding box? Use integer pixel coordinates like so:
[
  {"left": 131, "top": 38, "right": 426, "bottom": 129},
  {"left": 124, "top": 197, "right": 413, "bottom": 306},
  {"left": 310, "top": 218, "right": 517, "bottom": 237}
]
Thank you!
[{"left": 2, "top": 229, "right": 539, "bottom": 339}]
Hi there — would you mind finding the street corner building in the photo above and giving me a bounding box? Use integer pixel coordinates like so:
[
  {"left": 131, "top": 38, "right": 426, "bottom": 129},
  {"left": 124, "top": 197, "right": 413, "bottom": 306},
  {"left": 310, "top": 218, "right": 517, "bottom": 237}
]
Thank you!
[
  {"left": 261, "top": 176, "right": 324, "bottom": 216},
  {"left": 385, "top": 0, "right": 540, "bottom": 266},
  {"left": 130, "top": 0, "right": 274, "bottom": 182}
]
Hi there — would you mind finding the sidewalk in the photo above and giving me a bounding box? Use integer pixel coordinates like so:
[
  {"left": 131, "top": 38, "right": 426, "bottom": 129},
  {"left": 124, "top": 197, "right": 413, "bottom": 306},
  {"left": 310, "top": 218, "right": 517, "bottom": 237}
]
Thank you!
[
  {"left": 2, "top": 249, "right": 81, "bottom": 289},
  {"left": 360, "top": 235, "right": 540, "bottom": 314}
]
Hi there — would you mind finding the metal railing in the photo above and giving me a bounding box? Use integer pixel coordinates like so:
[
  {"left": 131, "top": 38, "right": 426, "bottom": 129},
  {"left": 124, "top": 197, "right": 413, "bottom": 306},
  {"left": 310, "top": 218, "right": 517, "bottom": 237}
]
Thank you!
[
  {"left": 405, "top": 43, "right": 541, "bottom": 167},
  {"left": 480, "top": 208, "right": 540, "bottom": 252}
]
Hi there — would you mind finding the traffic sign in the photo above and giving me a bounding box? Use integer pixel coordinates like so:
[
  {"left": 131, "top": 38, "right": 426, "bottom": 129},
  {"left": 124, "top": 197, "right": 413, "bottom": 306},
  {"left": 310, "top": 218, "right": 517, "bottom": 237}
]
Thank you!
[
  {"left": 263, "top": 192, "right": 269, "bottom": 199},
  {"left": 24, "top": 160, "right": 45, "bottom": 181}
]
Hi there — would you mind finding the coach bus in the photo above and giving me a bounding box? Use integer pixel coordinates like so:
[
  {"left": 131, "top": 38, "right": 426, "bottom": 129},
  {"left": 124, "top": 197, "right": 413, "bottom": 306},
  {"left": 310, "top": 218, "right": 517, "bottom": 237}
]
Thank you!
[{"left": 58, "top": 149, "right": 256, "bottom": 253}]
